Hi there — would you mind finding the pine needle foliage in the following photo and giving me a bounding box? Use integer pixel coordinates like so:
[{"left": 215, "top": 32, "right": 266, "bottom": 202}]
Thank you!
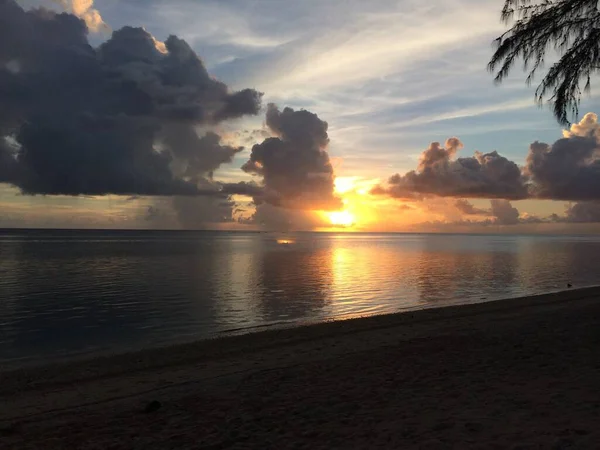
[{"left": 488, "top": 0, "right": 600, "bottom": 124}]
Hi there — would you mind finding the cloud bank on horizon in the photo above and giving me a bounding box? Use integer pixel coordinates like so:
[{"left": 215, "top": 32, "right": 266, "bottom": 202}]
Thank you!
[
  {"left": 372, "top": 112, "right": 600, "bottom": 225},
  {"left": 2, "top": 0, "right": 600, "bottom": 230}
]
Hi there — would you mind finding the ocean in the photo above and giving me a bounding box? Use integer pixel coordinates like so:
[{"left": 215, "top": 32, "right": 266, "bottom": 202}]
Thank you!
[{"left": 1, "top": 229, "right": 599, "bottom": 367}]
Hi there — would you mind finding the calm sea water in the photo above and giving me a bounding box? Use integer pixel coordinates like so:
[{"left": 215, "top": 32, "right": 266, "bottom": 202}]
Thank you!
[{"left": 1, "top": 229, "right": 600, "bottom": 367}]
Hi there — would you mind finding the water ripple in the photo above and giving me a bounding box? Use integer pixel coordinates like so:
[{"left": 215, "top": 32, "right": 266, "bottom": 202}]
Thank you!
[{"left": 2, "top": 231, "right": 600, "bottom": 366}]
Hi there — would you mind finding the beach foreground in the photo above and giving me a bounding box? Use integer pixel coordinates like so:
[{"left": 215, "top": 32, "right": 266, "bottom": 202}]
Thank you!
[{"left": 2, "top": 289, "right": 600, "bottom": 449}]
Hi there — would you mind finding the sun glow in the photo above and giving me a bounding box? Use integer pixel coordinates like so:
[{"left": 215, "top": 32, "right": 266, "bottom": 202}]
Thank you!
[
  {"left": 317, "top": 175, "right": 421, "bottom": 231},
  {"left": 328, "top": 210, "right": 355, "bottom": 227},
  {"left": 334, "top": 177, "right": 358, "bottom": 194}
]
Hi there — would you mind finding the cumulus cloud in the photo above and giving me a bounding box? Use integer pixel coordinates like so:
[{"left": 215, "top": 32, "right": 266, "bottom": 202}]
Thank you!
[
  {"left": 370, "top": 113, "right": 600, "bottom": 218},
  {"left": 161, "top": 129, "right": 242, "bottom": 181},
  {"left": 6, "top": 0, "right": 600, "bottom": 232},
  {"left": 372, "top": 138, "right": 527, "bottom": 200},
  {"left": 564, "top": 201, "right": 600, "bottom": 223},
  {"left": 490, "top": 199, "right": 519, "bottom": 225},
  {"left": 525, "top": 113, "right": 600, "bottom": 201},
  {"left": 0, "top": 0, "right": 262, "bottom": 197},
  {"left": 242, "top": 103, "right": 342, "bottom": 210}
]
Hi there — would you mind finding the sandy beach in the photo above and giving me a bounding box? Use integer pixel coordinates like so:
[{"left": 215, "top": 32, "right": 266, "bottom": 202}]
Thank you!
[{"left": 1, "top": 288, "right": 600, "bottom": 449}]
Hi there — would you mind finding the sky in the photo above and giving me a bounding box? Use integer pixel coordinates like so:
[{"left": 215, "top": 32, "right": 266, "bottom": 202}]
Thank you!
[{"left": 2, "top": 0, "right": 600, "bottom": 232}]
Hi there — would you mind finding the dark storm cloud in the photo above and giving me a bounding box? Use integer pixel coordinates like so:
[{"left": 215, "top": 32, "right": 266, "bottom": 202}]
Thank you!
[
  {"left": 371, "top": 138, "right": 527, "bottom": 201},
  {"left": 161, "top": 129, "right": 242, "bottom": 180},
  {"left": 0, "top": 0, "right": 262, "bottom": 196},
  {"left": 525, "top": 113, "right": 600, "bottom": 201},
  {"left": 0, "top": 137, "right": 19, "bottom": 184},
  {"left": 242, "top": 104, "right": 342, "bottom": 210},
  {"left": 454, "top": 199, "right": 490, "bottom": 215},
  {"left": 213, "top": 89, "right": 264, "bottom": 123}
]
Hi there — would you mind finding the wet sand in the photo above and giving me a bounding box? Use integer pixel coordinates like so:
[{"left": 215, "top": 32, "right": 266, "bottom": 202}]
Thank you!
[{"left": 1, "top": 288, "right": 600, "bottom": 449}]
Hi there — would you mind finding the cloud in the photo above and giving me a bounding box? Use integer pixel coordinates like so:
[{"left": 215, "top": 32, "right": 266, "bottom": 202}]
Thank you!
[
  {"left": 490, "top": 199, "right": 519, "bottom": 225},
  {"left": 5, "top": 1, "right": 599, "bottom": 232},
  {"left": 0, "top": 0, "right": 262, "bottom": 197},
  {"left": 525, "top": 113, "right": 600, "bottom": 201},
  {"left": 421, "top": 196, "right": 554, "bottom": 226},
  {"left": 454, "top": 199, "right": 490, "bottom": 215},
  {"left": 242, "top": 103, "right": 342, "bottom": 210},
  {"left": 219, "top": 181, "right": 263, "bottom": 197},
  {"left": 371, "top": 138, "right": 527, "bottom": 200},
  {"left": 564, "top": 201, "right": 600, "bottom": 223},
  {"left": 0, "top": 136, "right": 19, "bottom": 184},
  {"left": 171, "top": 196, "right": 235, "bottom": 228},
  {"left": 212, "top": 0, "right": 503, "bottom": 94},
  {"left": 518, "top": 212, "right": 546, "bottom": 224},
  {"left": 143, "top": 193, "right": 240, "bottom": 229},
  {"left": 160, "top": 129, "right": 242, "bottom": 181},
  {"left": 53, "top": 0, "right": 109, "bottom": 32},
  {"left": 371, "top": 114, "right": 600, "bottom": 211}
]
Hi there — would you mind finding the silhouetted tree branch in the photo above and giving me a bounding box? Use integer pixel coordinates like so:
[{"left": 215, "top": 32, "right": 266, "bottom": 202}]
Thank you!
[{"left": 488, "top": 0, "right": 600, "bottom": 125}]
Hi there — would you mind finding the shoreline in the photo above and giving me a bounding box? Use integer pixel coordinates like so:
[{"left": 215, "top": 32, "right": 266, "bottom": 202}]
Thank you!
[
  {"left": 5, "top": 284, "right": 596, "bottom": 373},
  {"left": 2, "top": 286, "right": 600, "bottom": 448},
  {"left": 2, "top": 286, "right": 598, "bottom": 386}
]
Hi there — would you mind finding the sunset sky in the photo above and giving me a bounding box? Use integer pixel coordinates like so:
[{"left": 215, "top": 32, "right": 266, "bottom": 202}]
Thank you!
[{"left": 2, "top": 0, "right": 600, "bottom": 232}]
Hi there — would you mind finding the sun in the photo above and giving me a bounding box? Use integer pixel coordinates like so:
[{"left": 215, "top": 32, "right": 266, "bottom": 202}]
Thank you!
[{"left": 328, "top": 210, "right": 355, "bottom": 227}]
